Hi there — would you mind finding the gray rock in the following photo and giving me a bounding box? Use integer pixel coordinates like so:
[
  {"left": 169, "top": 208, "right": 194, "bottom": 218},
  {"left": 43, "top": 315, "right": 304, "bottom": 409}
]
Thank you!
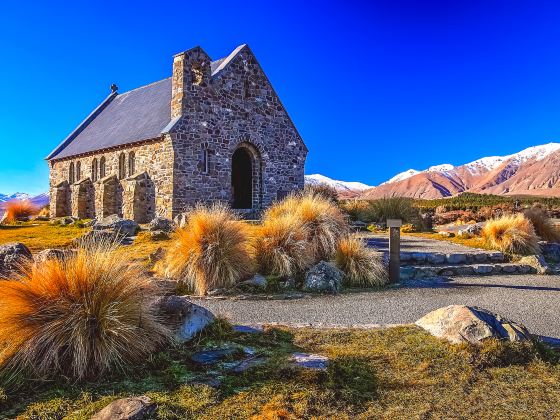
[
  {"left": 74, "top": 230, "right": 126, "bottom": 246},
  {"left": 539, "top": 241, "right": 560, "bottom": 263},
  {"left": 415, "top": 305, "right": 531, "bottom": 345},
  {"left": 501, "top": 264, "right": 518, "bottom": 274},
  {"left": 303, "top": 261, "right": 343, "bottom": 294},
  {"left": 229, "top": 357, "right": 268, "bottom": 373},
  {"left": 427, "top": 253, "right": 446, "bottom": 265},
  {"left": 150, "top": 230, "right": 170, "bottom": 241},
  {"left": 290, "top": 352, "right": 329, "bottom": 370},
  {"left": 488, "top": 252, "right": 505, "bottom": 262},
  {"left": 240, "top": 274, "right": 267, "bottom": 290},
  {"left": 457, "top": 224, "right": 482, "bottom": 238},
  {"left": 400, "top": 266, "right": 416, "bottom": 280},
  {"left": 156, "top": 295, "right": 215, "bottom": 342},
  {"left": 455, "top": 265, "right": 475, "bottom": 276},
  {"left": 411, "top": 252, "right": 428, "bottom": 263},
  {"left": 438, "top": 268, "right": 456, "bottom": 277},
  {"left": 473, "top": 253, "right": 488, "bottom": 263},
  {"left": 191, "top": 348, "right": 236, "bottom": 364},
  {"left": 34, "top": 248, "right": 77, "bottom": 264},
  {"left": 0, "top": 242, "right": 32, "bottom": 278},
  {"left": 473, "top": 264, "right": 494, "bottom": 275},
  {"left": 446, "top": 253, "right": 467, "bottom": 264},
  {"left": 519, "top": 255, "right": 551, "bottom": 275},
  {"left": 148, "top": 217, "right": 175, "bottom": 233},
  {"left": 93, "top": 215, "right": 139, "bottom": 237},
  {"left": 90, "top": 396, "right": 156, "bottom": 420}
]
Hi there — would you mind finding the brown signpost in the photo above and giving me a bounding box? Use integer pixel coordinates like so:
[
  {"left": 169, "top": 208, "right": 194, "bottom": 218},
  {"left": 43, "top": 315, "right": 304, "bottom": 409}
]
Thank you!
[{"left": 387, "top": 219, "right": 402, "bottom": 283}]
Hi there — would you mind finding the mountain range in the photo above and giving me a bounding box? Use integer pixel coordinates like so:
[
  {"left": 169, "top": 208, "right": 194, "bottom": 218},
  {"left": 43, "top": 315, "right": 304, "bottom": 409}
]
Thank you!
[{"left": 305, "top": 143, "right": 560, "bottom": 199}]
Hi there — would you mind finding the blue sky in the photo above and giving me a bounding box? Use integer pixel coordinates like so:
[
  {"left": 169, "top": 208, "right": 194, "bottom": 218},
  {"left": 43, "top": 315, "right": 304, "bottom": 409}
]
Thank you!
[{"left": 2, "top": 1, "right": 560, "bottom": 195}]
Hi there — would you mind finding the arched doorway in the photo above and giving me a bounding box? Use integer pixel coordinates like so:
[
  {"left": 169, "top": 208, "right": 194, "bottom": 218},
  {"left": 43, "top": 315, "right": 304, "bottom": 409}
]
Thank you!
[{"left": 232, "top": 147, "right": 253, "bottom": 209}]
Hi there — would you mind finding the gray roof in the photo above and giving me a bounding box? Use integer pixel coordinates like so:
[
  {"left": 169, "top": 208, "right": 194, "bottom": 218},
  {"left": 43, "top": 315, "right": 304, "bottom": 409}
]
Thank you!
[{"left": 47, "top": 45, "right": 247, "bottom": 160}]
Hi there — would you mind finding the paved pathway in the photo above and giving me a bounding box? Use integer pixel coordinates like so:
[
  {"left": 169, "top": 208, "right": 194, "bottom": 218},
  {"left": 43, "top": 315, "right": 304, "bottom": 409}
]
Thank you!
[
  {"left": 198, "top": 274, "right": 560, "bottom": 340},
  {"left": 363, "top": 233, "right": 487, "bottom": 254}
]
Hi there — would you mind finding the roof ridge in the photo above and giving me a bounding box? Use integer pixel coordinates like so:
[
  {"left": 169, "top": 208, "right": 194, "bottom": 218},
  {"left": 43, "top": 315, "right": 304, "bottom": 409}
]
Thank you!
[
  {"left": 211, "top": 44, "right": 247, "bottom": 76},
  {"left": 118, "top": 77, "right": 172, "bottom": 96}
]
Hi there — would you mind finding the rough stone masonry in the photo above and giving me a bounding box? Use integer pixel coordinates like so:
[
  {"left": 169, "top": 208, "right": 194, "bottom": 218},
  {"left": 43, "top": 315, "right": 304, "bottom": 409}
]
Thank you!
[{"left": 46, "top": 44, "right": 308, "bottom": 221}]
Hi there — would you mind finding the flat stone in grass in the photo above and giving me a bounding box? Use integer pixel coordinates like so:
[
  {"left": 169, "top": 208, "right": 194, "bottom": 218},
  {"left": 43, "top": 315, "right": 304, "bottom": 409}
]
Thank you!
[
  {"left": 91, "top": 396, "right": 156, "bottom": 420},
  {"left": 0, "top": 242, "right": 32, "bottom": 278},
  {"left": 303, "top": 261, "right": 343, "bottom": 294},
  {"left": 415, "top": 305, "right": 531, "bottom": 345},
  {"left": 191, "top": 348, "right": 236, "bottom": 364},
  {"left": 291, "top": 352, "right": 329, "bottom": 370}
]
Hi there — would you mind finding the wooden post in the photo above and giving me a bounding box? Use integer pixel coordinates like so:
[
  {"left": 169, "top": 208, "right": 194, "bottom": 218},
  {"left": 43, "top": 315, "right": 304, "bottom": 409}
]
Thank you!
[{"left": 387, "top": 219, "right": 402, "bottom": 283}]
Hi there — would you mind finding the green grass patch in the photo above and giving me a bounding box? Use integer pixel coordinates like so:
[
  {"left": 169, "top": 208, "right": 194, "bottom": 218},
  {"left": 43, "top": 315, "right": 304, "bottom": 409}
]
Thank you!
[{"left": 2, "top": 325, "right": 560, "bottom": 418}]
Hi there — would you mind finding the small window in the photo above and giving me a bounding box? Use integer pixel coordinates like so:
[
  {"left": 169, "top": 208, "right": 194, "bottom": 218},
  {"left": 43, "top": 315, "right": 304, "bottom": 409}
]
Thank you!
[
  {"left": 100, "top": 156, "right": 106, "bottom": 178},
  {"left": 118, "top": 153, "right": 126, "bottom": 179},
  {"left": 128, "top": 151, "right": 135, "bottom": 176},
  {"left": 92, "top": 159, "right": 98, "bottom": 182},
  {"left": 69, "top": 162, "right": 75, "bottom": 184},
  {"left": 76, "top": 161, "right": 81, "bottom": 181},
  {"left": 202, "top": 149, "right": 209, "bottom": 174}
]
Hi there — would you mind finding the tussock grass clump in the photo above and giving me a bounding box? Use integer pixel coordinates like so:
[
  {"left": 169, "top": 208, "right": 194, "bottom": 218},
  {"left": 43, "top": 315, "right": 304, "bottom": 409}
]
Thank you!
[
  {"left": 3, "top": 200, "right": 38, "bottom": 223},
  {"left": 0, "top": 240, "right": 169, "bottom": 381},
  {"left": 303, "top": 183, "right": 339, "bottom": 203},
  {"left": 156, "top": 203, "right": 255, "bottom": 295},
  {"left": 482, "top": 214, "right": 540, "bottom": 255},
  {"left": 524, "top": 206, "right": 560, "bottom": 243},
  {"left": 263, "top": 193, "right": 349, "bottom": 263},
  {"left": 256, "top": 214, "right": 313, "bottom": 277},
  {"left": 335, "top": 236, "right": 387, "bottom": 287},
  {"left": 370, "top": 197, "right": 422, "bottom": 228}
]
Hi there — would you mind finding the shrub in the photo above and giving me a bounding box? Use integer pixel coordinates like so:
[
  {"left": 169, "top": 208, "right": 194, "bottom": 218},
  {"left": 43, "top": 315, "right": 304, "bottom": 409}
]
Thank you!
[
  {"left": 523, "top": 206, "right": 560, "bottom": 243},
  {"left": 340, "top": 199, "right": 372, "bottom": 222},
  {"left": 263, "top": 193, "right": 349, "bottom": 262},
  {"left": 335, "top": 236, "right": 387, "bottom": 287},
  {"left": 0, "top": 240, "right": 170, "bottom": 381},
  {"left": 3, "top": 200, "right": 38, "bottom": 223},
  {"left": 156, "top": 203, "right": 255, "bottom": 295},
  {"left": 303, "top": 183, "right": 339, "bottom": 203},
  {"left": 482, "top": 214, "right": 540, "bottom": 255},
  {"left": 256, "top": 213, "right": 314, "bottom": 277},
  {"left": 369, "top": 197, "right": 422, "bottom": 229}
]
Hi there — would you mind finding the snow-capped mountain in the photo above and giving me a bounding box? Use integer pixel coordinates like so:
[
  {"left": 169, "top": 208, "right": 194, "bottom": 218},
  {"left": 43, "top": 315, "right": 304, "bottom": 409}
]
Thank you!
[
  {"left": 363, "top": 142, "right": 560, "bottom": 199},
  {"left": 0, "top": 192, "right": 31, "bottom": 203},
  {"left": 305, "top": 174, "right": 372, "bottom": 193}
]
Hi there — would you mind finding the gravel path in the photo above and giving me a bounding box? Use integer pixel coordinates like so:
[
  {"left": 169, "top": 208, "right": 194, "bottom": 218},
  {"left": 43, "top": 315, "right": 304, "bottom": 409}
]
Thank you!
[
  {"left": 363, "top": 233, "right": 487, "bottom": 254},
  {"left": 198, "top": 274, "right": 560, "bottom": 340}
]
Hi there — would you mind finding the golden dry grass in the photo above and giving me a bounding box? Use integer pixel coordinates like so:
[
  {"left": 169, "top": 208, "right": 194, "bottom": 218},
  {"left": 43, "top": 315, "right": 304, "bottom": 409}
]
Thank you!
[
  {"left": 3, "top": 200, "right": 38, "bottom": 223},
  {"left": 482, "top": 214, "right": 540, "bottom": 255},
  {"left": 0, "top": 239, "right": 170, "bottom": 381},
  {"left": 156, "top": 203, "right": 255, "bottom": 295},
  {"left": 0, "top": 222, "right": 86, "bottom": 252},
  {"left": 256, "top": 213, "right": 314, "bottom": 277},
  {"left": 335, "top": 236, "right": 388, "bottom": 287},
  {"left": 263, "top": 193, "right": 349, "bottom": 262},
  {"left": 524, "top": 206, "right": 560, "bottom": 243}
]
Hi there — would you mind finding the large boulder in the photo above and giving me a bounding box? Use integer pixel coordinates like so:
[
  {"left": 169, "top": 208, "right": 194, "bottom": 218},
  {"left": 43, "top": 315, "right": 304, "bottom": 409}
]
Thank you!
[
  {"left": 148, "top": 217, "right": 175, "bottom": 233},
  {"left": 93, "top": 215, "right": 139, "bottom": 237},
  {"left": 519, "top": 254, "right": 551, "bottom": 275},
  {"left": 90, "top": 396, "right": 156, "bottom": 420},
  {"left": 0, "top": 242, "right": 32, "bottom": 278},
  {"left": 74, "top": 230, "right": 126, "bottom": 246},
  {"left": 539, "top": 241, "right": 560, "bottom": 263},
  {"left": 156, "top": 295, "right": 215, "bottom": 342},
  {"left": 34, "top": 248, "right": 77, "bottom": 264},
  {"left": 303, "top": 261, "right": 343, "bottom": 294},
  {"left": 415, "top": 305, "right": 531, "bottom": 345}
]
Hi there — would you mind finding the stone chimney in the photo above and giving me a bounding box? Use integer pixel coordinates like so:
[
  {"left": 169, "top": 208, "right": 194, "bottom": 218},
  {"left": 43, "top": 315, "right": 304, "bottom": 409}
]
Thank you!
[{"left": 171, "top": 46, "right": 212, "bottom": 119}]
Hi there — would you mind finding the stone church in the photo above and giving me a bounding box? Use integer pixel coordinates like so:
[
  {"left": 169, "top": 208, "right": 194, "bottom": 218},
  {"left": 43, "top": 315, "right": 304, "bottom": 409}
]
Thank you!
[{"left": 47, "top": 44, "right": 307, "bottom": 222}]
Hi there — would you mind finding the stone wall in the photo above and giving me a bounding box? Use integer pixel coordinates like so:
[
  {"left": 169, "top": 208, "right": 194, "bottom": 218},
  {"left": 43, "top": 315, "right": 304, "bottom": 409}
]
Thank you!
[
  {"left": 49, "top": 138, "right": 174, "bottom": 220},
  {"left": 169, "top": 45, "right": 307, "bottom": 217}
]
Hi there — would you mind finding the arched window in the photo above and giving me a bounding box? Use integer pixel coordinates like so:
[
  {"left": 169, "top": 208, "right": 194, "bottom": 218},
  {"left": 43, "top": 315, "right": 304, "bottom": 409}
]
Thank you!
[
  {"left": 100, "top": 156, "right": 106, "bottom": 178},
  {"left": 118, "top": 153, "right": 126, "bottom": 179},
  {"left": 128, "top": 151, "right": 135, "bottom": 176},
  {"left": 91, "top": 158, "right": 98, "bottom": 182},
  {"left": 69, "top": 162, "right": 75, "bottom": 184},
  {"left": 76, "top": 161, "right": 81, "bottom": 181}
]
